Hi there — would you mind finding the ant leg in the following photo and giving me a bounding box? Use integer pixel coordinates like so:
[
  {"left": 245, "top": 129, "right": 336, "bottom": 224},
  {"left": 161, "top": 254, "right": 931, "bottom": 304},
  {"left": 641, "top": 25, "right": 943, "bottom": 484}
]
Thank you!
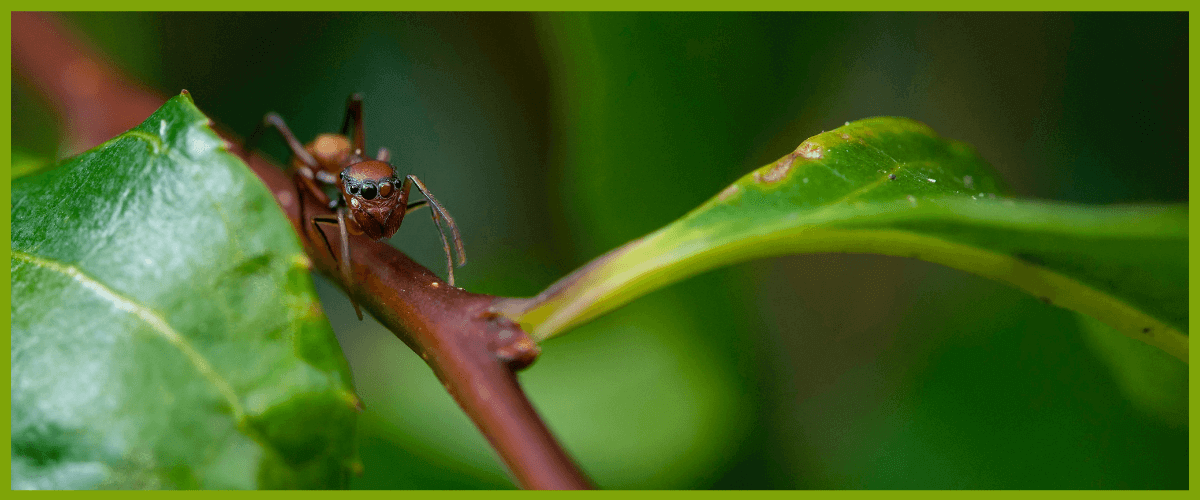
[
  {"left": 405, "top": 200, "right": 428, "bottom": 215},
  {"left": 340, "top": 93, "right": 366, "bottom": 156},
  {"left": 403, "top": 176, "right": 465, "bottom": 266},
  {"left": 430, "top": 208, "right": 456, "bottom": 287},
  {"left": 313, "top": 209, "right": 363, "bottom": 321},
  {"left": 247, "top": 112, "right": 320, "bottom": 169},
  {"left": 402, "top": 175, "right": 466, "bottom": 286},
  {"left": 293, "top": 171, "right": 334, "bottom": 248},
  {"left": 376, "top": 147, "right": 390, "bottom": 163},
  {"left": 311, "top": 215, "right": 339, "bottom": 261},
  {"left": 251, "top": 113, "right": 331, "bottom": 232},
  {"left": 398, "top": 175, "right": 463, "bottom": 268},
  {"left": 336, "top": 206, "right": 363, "bottom": 320}
]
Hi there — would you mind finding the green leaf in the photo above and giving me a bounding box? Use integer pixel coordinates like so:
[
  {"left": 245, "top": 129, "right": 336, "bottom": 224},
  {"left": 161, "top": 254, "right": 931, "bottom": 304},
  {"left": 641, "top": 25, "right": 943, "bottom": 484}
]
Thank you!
[
  {"left": 1078, "top": 315, "right": 1187, "bottom": 428},
  {"left": 11, "top": 92, "right": 359, "bottom": 489},
  {"left": 495, "top": 117, "right": 1188, "bottom": 362}
]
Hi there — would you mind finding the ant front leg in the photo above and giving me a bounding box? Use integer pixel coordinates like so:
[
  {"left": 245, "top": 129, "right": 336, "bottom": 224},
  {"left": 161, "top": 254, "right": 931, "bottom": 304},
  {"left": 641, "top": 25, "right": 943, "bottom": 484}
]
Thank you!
[
  {"left": 405, "top": 200, "right": 428, "bottom": 215},
  {"left": 340, "top": 93, "right": 366, "bottom": 156},
  {"left": 246, "top": 112, "right": 320, "bottom": 168},
  {"left": 249, "top": 112, "right": 330, "bottom": 226},
  {"left": 312, "top": 207, "right": 364, "bottom": 321},
  {"left": 292, "top": 171, "right": 334, "bottom": 245},
  {"left": 400, "top": 175, "right": 467, "bottom": 287}
]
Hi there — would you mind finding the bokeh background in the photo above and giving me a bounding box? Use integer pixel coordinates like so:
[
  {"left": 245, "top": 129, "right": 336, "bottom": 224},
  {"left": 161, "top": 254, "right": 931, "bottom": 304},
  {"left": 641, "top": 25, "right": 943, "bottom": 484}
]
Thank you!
[{"left": 13, "top": 12, "right": 1188, "bottom": 488}]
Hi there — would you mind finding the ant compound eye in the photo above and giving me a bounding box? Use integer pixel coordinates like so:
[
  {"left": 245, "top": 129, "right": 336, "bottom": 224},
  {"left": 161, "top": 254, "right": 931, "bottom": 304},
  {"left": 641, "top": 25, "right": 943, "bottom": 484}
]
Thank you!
[
  {"left": 378, "top": 180, "right": 393, "bottom": 198},
  {"left": 361, "top": 182, "right": 378, "bottom": 200}
]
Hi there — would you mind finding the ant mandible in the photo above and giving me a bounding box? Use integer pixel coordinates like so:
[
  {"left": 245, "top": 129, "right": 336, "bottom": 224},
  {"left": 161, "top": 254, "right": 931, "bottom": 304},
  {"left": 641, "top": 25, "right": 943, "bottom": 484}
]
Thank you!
[{"left": 246, "top": 93, "right": 466, "bottom": 320}]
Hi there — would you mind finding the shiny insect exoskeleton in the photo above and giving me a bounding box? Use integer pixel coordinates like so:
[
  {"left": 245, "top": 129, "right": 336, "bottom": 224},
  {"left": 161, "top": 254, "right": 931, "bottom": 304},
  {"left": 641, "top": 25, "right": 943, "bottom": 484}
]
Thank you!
[{"left": 246, "top": 94, "right": 466, "bottom": 320}]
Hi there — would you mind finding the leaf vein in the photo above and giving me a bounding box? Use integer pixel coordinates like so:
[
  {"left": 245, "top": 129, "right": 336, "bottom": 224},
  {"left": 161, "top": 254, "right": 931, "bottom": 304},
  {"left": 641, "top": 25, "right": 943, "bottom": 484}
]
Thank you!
[
  {"left": 110, "top": 129, "right": 191, "bottom": 164},
  {"left": 115, "top": 129, "right": 164, "bottom": 155},
  {"left": 10, "top": 250, "right": 247, "bottom": 421}
]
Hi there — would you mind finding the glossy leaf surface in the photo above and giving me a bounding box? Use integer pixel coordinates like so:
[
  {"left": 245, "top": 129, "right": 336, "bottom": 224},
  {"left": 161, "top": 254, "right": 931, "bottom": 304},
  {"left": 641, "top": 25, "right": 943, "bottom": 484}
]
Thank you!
[
  {"left": 11, "top": 93, "right": 359, "bottom": 489},
  {"left": 496, "top": 118, "right": 1188, "bottom": 362}
]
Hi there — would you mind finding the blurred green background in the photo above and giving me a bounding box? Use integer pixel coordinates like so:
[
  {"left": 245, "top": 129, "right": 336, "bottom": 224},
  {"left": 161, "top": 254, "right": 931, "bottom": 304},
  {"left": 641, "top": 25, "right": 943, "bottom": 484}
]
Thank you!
[{"left": 13, "top": 12, "right": 1187, "bottom": 489}]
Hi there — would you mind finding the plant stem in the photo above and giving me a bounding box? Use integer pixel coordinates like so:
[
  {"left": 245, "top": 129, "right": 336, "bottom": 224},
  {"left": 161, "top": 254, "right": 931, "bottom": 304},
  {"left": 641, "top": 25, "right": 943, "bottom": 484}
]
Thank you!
[{"left": 12, "top": 12, "right": 592, "bottom": 490}]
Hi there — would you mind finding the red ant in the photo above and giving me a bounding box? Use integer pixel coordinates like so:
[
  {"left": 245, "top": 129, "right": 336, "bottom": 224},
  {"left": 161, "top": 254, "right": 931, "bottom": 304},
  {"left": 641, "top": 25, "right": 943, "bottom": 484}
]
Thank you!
[{"left": 246, "top": 94, "right": 466, "bottom": 320}]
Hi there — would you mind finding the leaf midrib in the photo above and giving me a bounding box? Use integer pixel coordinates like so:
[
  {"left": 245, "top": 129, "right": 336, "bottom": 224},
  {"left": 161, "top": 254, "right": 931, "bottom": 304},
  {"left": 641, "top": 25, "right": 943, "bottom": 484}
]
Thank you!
[{"left": 12, "top": 250, "right": 247, "bottom": 421}]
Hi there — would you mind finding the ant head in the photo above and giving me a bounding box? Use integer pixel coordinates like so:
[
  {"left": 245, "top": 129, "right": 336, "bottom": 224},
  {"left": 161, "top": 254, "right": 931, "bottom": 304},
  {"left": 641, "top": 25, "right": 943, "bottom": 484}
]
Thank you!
[{"left": 339, "top": 160, "right": 408, "bottom": 240}]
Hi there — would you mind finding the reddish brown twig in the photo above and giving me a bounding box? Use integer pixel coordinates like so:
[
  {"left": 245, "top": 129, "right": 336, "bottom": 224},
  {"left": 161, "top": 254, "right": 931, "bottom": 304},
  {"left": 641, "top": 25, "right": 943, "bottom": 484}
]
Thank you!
[{"left": 12, "top": 12, "right": 591, "bottom": 490}]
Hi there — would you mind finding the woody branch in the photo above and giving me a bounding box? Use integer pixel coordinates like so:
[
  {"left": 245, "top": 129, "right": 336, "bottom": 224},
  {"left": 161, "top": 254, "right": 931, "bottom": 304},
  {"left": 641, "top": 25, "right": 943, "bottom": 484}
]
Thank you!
[{"left": 11, "top": 12, "right": 591, "bottom": 490}]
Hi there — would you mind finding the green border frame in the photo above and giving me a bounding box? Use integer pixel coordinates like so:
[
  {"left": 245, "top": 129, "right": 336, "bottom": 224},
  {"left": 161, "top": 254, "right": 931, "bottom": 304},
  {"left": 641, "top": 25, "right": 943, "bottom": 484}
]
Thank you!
[{"left": 5, "top": 6, "right": 1195, "bottom": 493}]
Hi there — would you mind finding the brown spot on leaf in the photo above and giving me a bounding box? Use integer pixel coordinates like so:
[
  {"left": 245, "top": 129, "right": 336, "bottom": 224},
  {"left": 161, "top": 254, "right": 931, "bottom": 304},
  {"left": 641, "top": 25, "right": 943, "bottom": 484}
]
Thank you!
[
  {"left": 1040, "top": 296, "right": 1052, "bottom": 304},
  {"left": 756, "top": 155, "right": 794, "bottom": 184},
  {"left": 796, "top": 140, "right": 824, "bottom": 160},
  {"left": 718, "top": 184, "right": 740, "bottom": 201}
]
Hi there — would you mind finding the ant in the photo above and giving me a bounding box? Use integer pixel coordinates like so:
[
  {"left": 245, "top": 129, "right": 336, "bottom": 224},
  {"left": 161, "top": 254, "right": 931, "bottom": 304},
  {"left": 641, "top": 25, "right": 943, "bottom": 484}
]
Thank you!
[{"left": 246, "top": 94, "right": 466, "bottom": 320}]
